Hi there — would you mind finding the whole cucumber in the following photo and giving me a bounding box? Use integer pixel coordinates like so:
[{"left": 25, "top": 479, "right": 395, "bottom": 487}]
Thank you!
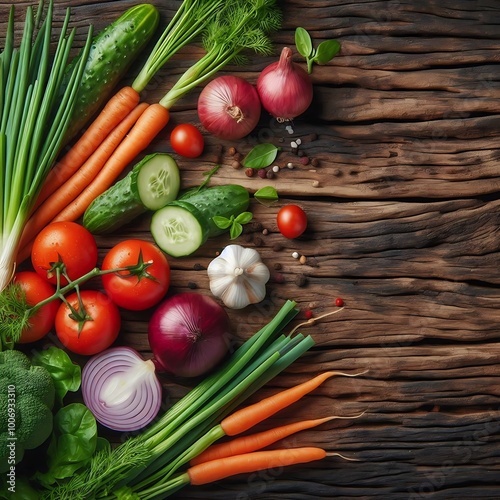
[{"left": 62, "top": 4, "right": 159, "bottom": 143}]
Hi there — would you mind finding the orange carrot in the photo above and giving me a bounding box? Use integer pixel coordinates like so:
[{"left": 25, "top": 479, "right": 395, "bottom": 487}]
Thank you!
[
  {"left": 16, "top": 102, "right": 149, "bottom": 263},
  {"left": 191, "top": 416, "right": 336, "bottom": 466},
  {"left": 187, "top": 447, "right": 326, "bottom": 486},
  {"left": 221, "top": 371, "right": 361, "bottom": 437},
  {"left": 34, "top": 86, "right": 141, "bottom": 208},
  {"left": 52, "top": 103, "right": 170, "bottom": 223}
]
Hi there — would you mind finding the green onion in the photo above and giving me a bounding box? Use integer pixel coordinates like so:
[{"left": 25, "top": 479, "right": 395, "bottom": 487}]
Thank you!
[{"left": 0, "top": 0, "right": 92, "bottom": 293}]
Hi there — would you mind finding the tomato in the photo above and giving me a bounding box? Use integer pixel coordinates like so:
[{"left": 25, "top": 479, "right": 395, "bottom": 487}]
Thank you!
[
  {"left": 13, "top": 272, "right": 60, "bottom": 343},
  {"left": 55, "top": 290, "right": 120, "bottom": 356},
  {"left": 170, "top": 123, "right": 204, "bottom": 158},
  {"left": 276, "top": 204, "right": 308, "bottom": 239},
  {"left": 31, "top": 221, "right": 98, "bottom": 285},
  {"left": 101, "top": 239, "right": 170, "bottom": 310}
]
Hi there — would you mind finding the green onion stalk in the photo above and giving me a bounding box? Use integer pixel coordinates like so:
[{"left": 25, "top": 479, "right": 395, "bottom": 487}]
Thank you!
[
  {"left": 131, "top": 0, "right": 225, "bottom": 94},
  {"left": 42, "top": 300, "right": 314, "bottom": 499},
  {"left": 159, "top": 0, "right": 282, "bottom": 110},
  {"left": 0, "top": 0, "right": 92, "bottom": 292}
]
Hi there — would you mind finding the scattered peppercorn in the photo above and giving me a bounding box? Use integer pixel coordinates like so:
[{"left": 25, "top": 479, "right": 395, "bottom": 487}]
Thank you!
[
  {"left": 304, "top": 309, "right": 313, "bottom": 319},
  {"left": 292, "top": 251, "right": 300, "bottom": 259},
  {"left": 250, "top": 221, "right": 263, "bottom": 232},
  {"left": 266, "top": 170, "right": 274, "bottom": 179},
  {"left": 187, "top": 281, "right": 198, "bottom": 289},
  {"left": 244, "top": 233, "right": 253, "bottom": 243},
  {"left": 234, "top": 152, "right": 243, "bottom": 161},
  {"left": 272, "top": 165, "right": 280, "bottom": 173},
  {"left": 253, "top": 236, "right": 263, "bottom": 247},
  {"left": 295, "top": 274, "right": 307, "bottom": 287},
  {"left": 262, "top": 228, "right": 269, "bottom": 236},
  {"left": 335, "top": 297, "right": 344, "bottom": 307},
  {"left": 312, "top": 180, "right": 320, "bottom": 188},
  {"left": 193, "top": 263, "right": 204, "bottom": 271},
  {"left": 310, "top": 133, "right": 318, "bottom": 141},
  {"left": 311, "top": 158, "right": 320, "bottom": 167},
  {"left": 273, "top": 262, "right": 282, "bottom": 270},
  {"left": 308, "top": 301, "right": 317, "bottom": 309},
  {"left": 272, "top": 243, "right": 284, "bottom": 252},
  {"left": 273, "top": 273, "right": 285, "bottom": 283},
  {"left": 286, "top": 162, "right": 294, "bottom": 169},
  {"left": 299, "top": 255, "right": 307, "bottom": 265},
  {"left": 245, "top": 168, "right": 254, "bottom": 177},
  {"left": 300, "top": 156, "right": 310, "bottom": 166},
  {"left": 257, "top": 168, "right": 267, "bottom": 179},
  {"left": 231, "top": 160, "right": 241, "bottom": 169},
  {"left": 228, "top": 146, "right": 236, "bottom": 156}
]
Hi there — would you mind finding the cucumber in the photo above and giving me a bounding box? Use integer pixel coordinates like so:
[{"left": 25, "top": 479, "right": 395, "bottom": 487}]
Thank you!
[
  {"left": 83, "top": 153, "right": 180, "bottom": 234},
  {"left": 62, "top": 4, "right": 160, "bottom": 144},
  {"left": 150, "top": 184, "right": 250, "bottom": 257}
]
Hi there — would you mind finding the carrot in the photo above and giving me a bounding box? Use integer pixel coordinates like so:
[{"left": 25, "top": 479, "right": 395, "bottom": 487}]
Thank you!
[
  {"left": 16, "top": 102, "right": 149, "bottom": 263},
  {"left": 34, "top": 86, "right": 141, "bottom": 209},
  {"left": 221, "top": 371, "right": 363, "bottom": 437},
  {"left": 187, "top": 447, "right": 326, "bottom": 486},
  {"left": 190, "top": 416, "right": 337, "bottom": 466},
  {"left": 52, "top": 103, "right": 170, "bottom": 223}
]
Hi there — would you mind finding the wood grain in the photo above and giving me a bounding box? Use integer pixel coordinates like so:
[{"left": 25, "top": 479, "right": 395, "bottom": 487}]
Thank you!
[{"left": 2, "top": 0, "right": 500, "bottom": 498}]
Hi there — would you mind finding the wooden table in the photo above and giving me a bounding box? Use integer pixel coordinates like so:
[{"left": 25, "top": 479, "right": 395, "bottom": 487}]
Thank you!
[{"left": 3, "top": 0, "right": 500, "bottom": 498}]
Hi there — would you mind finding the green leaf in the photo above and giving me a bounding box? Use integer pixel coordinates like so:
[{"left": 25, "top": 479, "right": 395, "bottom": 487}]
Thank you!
[
  {"left": 213, "top": 215, "right": 233, "bottom": 230},
  {"left": 254, "top": 186, "right": 278, "bottom": 202},
  {"left": 235, "top": 211, "right": 253, "bottom": 224},
  {"left": 242, "top": 144, "right": 280, "bottom": 169},
  {"left": 295, "top": 27, "right": 313, "bottom": 58},
  {"left": 32, "top": 346, "right": 81, "bottom": 403},
  {"left": 313, "top": 39, "right": 341, "bottom": 65},
  {"left": 230, "top": 222, "right": 243, "bottom": 240}
]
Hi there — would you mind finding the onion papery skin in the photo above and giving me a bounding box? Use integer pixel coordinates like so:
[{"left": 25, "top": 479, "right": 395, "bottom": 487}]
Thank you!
[
  {"left": 198, "top": 76, "right": 261, "bottom": 140},
  {"left": 148, "top": 292, "right": 231, "bottom": 378},
  {"left": 256, "top": 46, "right": 313, "bottom": 121},
  {"left": 82, "top": 347, "right": 162, "bottom": 432}
]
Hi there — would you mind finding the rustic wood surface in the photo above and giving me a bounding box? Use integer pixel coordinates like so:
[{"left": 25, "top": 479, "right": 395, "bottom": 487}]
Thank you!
[{"left": 3, "top": 0, "right": 500, "bottom": 498}]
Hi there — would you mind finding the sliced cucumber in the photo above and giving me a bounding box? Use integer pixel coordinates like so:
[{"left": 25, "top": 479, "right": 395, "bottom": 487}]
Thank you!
[
  {"left": 83, "top": 153, "right": 180, "bottom": 234},
  {"left": 151, "top": 202, "right": 210, "bottom": 257}
]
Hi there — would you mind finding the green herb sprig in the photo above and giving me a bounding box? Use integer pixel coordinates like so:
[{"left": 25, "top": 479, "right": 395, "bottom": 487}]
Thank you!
[{"left": 295, "top": 27, "right": 341, "bottom": 74}]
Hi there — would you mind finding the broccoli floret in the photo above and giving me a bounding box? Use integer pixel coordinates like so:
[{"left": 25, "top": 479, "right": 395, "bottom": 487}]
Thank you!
[{"left": 0, "top": 350, "right": 55, "bottom": 473}]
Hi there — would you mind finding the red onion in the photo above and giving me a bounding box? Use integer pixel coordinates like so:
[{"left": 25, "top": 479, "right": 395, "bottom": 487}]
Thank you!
[
  {"left": 257, "top": 47, "right": 313, "bottom": 122},
  {"left": 82, "top": 347, "right": 162, "bottom": 432},
  {"left": 197, "top": 75, "right": 261, "bottom": 140},
  {"left": 148, "top": 292, "right": 231, "bottom": 378}
]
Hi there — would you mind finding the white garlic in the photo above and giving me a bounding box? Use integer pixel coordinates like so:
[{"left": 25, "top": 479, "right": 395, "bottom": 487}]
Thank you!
[{"left": 207, "top": 245, "right": 270, "bottom": 309}]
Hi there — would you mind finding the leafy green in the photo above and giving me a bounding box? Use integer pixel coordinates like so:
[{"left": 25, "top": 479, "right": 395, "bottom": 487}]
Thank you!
[
  {"left": 295, "top": 27, "right": 341, "bottom": 73},
  {"left": 254, "top": 186, "right": 278, "bottom": 203},
  {"left": 36, "top": 403, "right": 99, "bottom": 488},
  {"left": 32, "top": 346, "right": 81, "bottom": 404},
  {"left": 213, "top": 211, "right": 253, "bottom": 240},
  {"left": 241, "top": 144, "right": 280, "bottom": 169}
]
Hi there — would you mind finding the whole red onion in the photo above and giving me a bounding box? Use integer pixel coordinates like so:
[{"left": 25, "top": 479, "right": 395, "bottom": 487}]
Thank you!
[
  {"left": 198, "top": 75, "right": 261, "bottom": 140},
  {"left": 257, "top": 47, "right": 313, "bottom": 122},
  {"left": 148, "top": 292, "right": 231, "bottom": 378}
]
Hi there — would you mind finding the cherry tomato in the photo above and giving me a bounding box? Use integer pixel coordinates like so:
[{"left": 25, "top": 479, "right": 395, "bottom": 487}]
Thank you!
[
  {"left": 101, "top": 239, "right": 170, "bottom": 310},
  {"left": 276, "top": 204, "right": 308, "bottom": 239},
  {"left": 13, "top": 272, "right": 60, "bottom": 343},
  {"left": 31, "top": 221, "right": 98, "bottom": 285},
  {"left": 170, "top": 123, "right": 204, "bottom": 158},
  {"left": 55, "top": 290, "right": 120, "bottom": 356}
]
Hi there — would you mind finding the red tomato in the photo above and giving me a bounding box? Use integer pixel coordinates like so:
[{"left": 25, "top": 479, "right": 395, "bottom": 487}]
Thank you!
[
  {"left": 31, "top": 221, "right": 98, "bottom": 285},
  {"left": 101, "top": 239, "right": 170, "bottom": 310},
  {"left": 170, "top": 123, "right": 204, "bottom": 158},
  {"left": 277, "top": 204, "right": 308, "bottom": 239},
  {"left": 55, "top": 290, "right": 120, "bottom": 355},
  {"left": 13, "top": 272, "right": 60, "bottom": 343}
]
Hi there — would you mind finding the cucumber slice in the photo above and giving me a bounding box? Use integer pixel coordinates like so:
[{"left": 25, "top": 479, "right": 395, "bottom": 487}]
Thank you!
[
  {"left": 136, "top": 153, "right": 181, "bottom": 210},
  {"left": 83, "top": 153, "right": 180, "bottom": 234},
  {"left": 151, "top": 202, "right": 210, "bottom": 257}
]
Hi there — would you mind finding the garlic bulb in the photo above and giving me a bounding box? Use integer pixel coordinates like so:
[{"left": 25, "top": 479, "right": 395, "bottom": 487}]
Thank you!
[{"left": 207, "top": 245, "right": 270, "bottom": 309}]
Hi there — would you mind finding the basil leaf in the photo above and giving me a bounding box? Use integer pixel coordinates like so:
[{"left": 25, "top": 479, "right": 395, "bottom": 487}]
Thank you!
[
  {"left": 295, "top": 27, "right": 313, "bottom": 58},
  {"left": 254, "top": 186, "right": 278, "bottom": 202},
  {"left": 213, "top": 215, "right": 232, "bottom": 229},
  {"left": 230, "top": 222, "right": 243, "bottom": 240},
  {"left": 32, "top": 346, "right": 81, "bottom": 403},
  {"left": 235, "top": 211, "right": 253, "bottom": 224},
  {"left": 242, "top": 144, "right": 280, "bottom": 169},
  {"left": 313, "top": 39, "right": 341, "bottom": 65}
]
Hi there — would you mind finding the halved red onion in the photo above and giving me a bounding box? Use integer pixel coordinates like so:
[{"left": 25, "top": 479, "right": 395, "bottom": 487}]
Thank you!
[{"left": 82, "top": 346, "right": 162, "bottom": 432}]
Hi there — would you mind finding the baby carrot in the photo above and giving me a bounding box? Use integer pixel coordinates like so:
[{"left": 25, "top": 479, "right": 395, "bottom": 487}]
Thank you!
[
  {"left": 34, "top": 86, "right": 141, "bottom": 208},
  {"left": 52, "top": 103, "right": 170, "bottom": 223},
  {"left": 221, "top": 371, "right": 362, "bottom": 437},
  {"left": 190, "top": 416, "right": 336, "bottom": 466},
  {"left": 187, "top": 447, "right": 326, "bottom": 486}
]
